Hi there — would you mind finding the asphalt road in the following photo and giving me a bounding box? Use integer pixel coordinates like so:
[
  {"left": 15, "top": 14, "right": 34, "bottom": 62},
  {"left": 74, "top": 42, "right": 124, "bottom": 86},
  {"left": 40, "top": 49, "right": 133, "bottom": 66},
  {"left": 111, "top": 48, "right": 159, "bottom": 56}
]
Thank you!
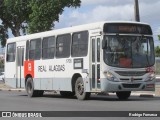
[{"left": 0, "top": 90, "right": 160, "bottom": 120}]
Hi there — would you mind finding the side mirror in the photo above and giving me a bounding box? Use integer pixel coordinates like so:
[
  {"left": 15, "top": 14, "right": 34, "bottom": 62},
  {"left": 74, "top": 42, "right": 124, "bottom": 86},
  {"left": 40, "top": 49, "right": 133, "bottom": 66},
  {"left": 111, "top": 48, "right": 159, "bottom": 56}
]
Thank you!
[{"left": 102, "top": 39, "right": 107, "bottom": 49}]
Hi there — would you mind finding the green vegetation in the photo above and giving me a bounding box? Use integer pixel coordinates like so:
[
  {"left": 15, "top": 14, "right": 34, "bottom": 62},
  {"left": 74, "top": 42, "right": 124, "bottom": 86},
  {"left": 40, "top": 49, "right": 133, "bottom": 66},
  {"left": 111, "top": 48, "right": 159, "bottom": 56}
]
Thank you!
[
  {"left": 0, "top": 0, "right": 81, "bottom": 47},
  {"left": 156, "top": 61, "right": 160, "bottom": 75},
  {"left": 0, "top": 59, "right": 4, "bottom": 72},
  {"left": 155, "top": 46, "right": 160, "bottom": 57}
]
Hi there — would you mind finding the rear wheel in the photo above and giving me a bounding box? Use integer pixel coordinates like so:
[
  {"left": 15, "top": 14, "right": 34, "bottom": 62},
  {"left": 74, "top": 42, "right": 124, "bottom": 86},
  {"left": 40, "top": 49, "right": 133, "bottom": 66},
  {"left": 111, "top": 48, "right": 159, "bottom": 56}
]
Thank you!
[
  {"left": 116, "top": 91, "right": 131, "bottom": 100},
  {"left": 60, "top": 91, "right": 75, "bottom": 97},
  {"left": 75, "top": 77, "right": 90, "bottom": 100},
  {"left": 26, "top": 77, "right": 44, "bottom": 97}
]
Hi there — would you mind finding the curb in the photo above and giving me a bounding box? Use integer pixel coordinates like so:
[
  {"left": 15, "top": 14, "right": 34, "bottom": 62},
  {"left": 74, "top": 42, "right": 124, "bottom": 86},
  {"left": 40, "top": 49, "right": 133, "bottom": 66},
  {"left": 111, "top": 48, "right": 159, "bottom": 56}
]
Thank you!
[
  {"left": 139, "top": 94, "right": 154, "bottom": 98},
  {"left": 0, "top": 88, "right": 25, "bottom": 92}
]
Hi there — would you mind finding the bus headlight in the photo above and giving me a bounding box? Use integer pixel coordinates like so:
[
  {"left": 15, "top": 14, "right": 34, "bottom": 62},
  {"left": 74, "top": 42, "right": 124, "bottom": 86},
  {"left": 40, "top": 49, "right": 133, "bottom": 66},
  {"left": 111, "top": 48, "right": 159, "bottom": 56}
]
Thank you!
[
  {"left": 145, "top": 73, "right": 155, "bottom": 82},
  {"left": 104, "top": 71, "right": 119, "bottom": 82}
]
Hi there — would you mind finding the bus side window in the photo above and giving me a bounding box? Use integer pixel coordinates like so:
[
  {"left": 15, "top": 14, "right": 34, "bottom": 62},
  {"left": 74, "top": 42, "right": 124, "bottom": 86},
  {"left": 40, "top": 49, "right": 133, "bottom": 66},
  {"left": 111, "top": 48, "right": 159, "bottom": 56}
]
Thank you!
[
  {"left": 72, "top": 31, "right": 88, "bottom": 57},
  {"left": 56, "top": 34, "right": 71, "bottom": 58},
  {"left": 6, "top": 43, "right": 16, "bottom": 62},
  {"left": 26, "top": 40, "right": 29, "bottom": 60},
  {"left": 42, "top": 36, "right": 55, "bottom": 59},
  {"left": 29, "top": 38, "right": 41, "bottom": 60}
]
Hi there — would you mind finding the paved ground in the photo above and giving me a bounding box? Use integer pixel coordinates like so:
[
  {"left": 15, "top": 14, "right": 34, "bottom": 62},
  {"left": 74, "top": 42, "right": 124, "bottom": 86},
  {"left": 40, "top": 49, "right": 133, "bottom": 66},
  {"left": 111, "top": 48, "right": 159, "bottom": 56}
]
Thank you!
[
  {"left": 0, "top": 90, "right": 160, "bottom": 120},
  {"left": 0, "top": 78, "right": 160, "bottom": 120},
  {"left": 1, "top": 90, "right": 160, "bottom": 111},
  {"left": 0, "top": 82, "right": 12, "bottom": 89}
]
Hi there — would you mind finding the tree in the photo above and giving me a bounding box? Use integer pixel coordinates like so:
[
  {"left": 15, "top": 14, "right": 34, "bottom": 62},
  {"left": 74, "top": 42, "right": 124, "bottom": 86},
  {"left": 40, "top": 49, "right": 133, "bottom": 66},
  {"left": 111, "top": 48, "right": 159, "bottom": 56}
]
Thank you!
[
  {"left": 155, "top": 46, "right": 160, "bottom": 57},
  {"left": 0, "top": 25, "right": 8, "bottom": 46},
  {"left": 0, "top": 0, "right": 81, "bottom": 47},
  {"left": 28, "top": 0, "right": 81, "bottom": 33},
  {"left": 0, "top": 0, "right": 31, "bottom": 47}
]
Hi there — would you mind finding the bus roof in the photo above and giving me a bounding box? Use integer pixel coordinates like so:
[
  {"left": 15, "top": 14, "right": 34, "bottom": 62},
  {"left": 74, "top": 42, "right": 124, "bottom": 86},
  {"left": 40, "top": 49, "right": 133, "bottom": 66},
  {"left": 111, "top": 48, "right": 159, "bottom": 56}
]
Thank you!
[{"left": 7, "top": 21, "right": 150, "bottom": 43}]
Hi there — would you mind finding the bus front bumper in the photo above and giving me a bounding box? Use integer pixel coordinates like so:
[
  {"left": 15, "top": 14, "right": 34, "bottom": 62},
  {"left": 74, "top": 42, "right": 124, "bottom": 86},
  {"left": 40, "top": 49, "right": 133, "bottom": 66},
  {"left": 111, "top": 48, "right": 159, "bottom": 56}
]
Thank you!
[{"left": 100, "top": 78, "right": 155, "bottom": 92}]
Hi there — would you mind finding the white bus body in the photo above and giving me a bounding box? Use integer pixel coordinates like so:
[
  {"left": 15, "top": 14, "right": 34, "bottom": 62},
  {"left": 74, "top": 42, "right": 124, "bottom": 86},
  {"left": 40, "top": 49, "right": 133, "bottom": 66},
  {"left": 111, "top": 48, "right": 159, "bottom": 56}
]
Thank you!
[{"left": 5, "top": 21, "right": 155, "bottom": 100}]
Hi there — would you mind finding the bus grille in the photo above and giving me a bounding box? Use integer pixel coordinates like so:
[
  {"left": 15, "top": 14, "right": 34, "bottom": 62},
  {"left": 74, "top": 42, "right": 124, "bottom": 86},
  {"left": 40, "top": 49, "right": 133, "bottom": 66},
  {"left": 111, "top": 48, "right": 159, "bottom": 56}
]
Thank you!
[
  {"left": 120, "top": 78, "right": 142, "bottom": 81},
  {"left": 115, "top": 71, "right": 146, "bottom": 76},
  {"left": 122, "top": 83, "right": 141, "bottom": 88}
]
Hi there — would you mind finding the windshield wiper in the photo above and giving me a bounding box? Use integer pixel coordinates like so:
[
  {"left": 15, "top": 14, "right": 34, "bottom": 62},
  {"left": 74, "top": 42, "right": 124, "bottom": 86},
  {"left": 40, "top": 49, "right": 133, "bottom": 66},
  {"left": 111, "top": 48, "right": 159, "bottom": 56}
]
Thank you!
[
  {"left": 145, "top": 38, "right": 150, "bottom": 67},
  {"left": 145, "top": 54, "right": 150, "bottom": 67}
]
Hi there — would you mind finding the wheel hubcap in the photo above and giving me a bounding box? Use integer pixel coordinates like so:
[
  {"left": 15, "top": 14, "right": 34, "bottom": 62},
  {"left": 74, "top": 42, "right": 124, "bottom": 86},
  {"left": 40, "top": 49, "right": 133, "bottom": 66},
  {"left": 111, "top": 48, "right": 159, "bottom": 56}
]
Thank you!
[
  {"left": 77, "top": 82, "right": 84, "bottom": 95},
  {"left": 27, "top": 82, "right": 32, "bottom": 94}
]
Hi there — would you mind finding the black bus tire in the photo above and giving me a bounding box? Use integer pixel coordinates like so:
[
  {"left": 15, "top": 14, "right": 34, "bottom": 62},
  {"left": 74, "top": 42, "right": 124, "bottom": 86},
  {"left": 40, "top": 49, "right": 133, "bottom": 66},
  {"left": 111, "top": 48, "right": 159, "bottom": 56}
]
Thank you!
[
  {"left": 116, "top": 91, "right": 131, "bottom": 100},
  {"left": 26, "top": 77, "right": 42, "bottom": 97}
]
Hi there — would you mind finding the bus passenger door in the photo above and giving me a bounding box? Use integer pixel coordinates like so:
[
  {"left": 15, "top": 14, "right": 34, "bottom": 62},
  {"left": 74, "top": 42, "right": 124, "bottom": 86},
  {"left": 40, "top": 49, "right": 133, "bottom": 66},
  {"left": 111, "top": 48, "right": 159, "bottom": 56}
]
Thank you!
[
  {"left": 91, "top": 36, "right": 101, "bottom": 90},
  {"left": 16, "top": 47, "right": 24, "bottom": 88}
]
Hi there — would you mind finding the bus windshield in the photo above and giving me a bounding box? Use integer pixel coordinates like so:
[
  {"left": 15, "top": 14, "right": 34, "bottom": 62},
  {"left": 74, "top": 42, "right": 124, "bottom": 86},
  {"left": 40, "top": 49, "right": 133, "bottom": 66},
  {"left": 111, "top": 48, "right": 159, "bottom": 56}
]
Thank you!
[{"left": 103, "top": 35, "right": 155, "bottom": 68}]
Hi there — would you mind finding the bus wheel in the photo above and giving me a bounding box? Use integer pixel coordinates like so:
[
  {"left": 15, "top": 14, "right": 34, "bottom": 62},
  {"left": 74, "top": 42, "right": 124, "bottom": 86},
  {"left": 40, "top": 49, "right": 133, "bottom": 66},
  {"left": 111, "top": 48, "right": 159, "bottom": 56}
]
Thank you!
[
  {"left": 60, "top": 91, "right": 75, "bottom": 97},
  {"left": 75, "top": 77, "right": 90, "bottom": 100},
  {"left": 116, "top": 91, "right": 131, "bottom": 100},
  {"left": 26, "top": 77, "right": 41, "bottom": 97}
]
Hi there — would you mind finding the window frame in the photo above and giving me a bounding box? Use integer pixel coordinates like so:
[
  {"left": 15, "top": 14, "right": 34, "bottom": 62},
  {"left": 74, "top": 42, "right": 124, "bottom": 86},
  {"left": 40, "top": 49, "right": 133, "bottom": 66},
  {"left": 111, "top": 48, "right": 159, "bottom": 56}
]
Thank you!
[
  {"left": 6, "top": 42, "right": 16, "bottom": 62},
  {"left": 25, "top": 40, "right": 29, "bottom": 60},
  {"left": 71, "top": 31, "right": 89, "bottom": 57},
  {"left": 56, "top": 34, "right": 71, "bottom": 58},
  {"left": 29, "top": 38, "right": 42, "bottom": 60},
  {"left": 42, "top": 36, "right": 55, "bottom": 60}
]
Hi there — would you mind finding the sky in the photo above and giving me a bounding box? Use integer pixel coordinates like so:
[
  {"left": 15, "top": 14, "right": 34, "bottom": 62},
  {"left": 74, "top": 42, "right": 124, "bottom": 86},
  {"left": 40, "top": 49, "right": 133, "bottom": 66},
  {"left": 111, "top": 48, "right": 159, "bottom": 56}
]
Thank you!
[
  {"left": 55, "top": 0, "right": 160, "bottom": 46},
  {"left": 1, "top": 0, "right": 160, "bottom": 53}
]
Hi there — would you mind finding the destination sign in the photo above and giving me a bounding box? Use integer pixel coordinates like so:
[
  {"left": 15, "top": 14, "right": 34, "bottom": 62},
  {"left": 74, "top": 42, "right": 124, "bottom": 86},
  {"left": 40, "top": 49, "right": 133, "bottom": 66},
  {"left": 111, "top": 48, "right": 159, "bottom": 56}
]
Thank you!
[{"left": 103, "top": 23, "right": 152, "bottom": 35}]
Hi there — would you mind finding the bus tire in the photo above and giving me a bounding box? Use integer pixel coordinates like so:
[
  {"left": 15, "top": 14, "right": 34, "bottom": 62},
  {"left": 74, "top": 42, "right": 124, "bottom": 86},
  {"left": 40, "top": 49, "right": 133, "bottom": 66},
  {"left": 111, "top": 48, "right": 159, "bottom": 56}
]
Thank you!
[
  {"left": 26, "top": 77, "right": 40, "bottom": 97},
  {"left": 75, "top": 77, "right": 90, "bottom": 100},
  {"left": 116, "top": 91, "right": 131, "bottom": 100},
  {"left": 60, "top": 91, "right": 75, "bottom": 97}
]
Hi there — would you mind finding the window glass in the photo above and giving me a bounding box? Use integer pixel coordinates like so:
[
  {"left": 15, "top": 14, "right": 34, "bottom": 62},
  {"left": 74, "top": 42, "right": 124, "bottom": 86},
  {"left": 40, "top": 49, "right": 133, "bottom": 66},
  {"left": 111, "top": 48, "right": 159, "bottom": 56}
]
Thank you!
[
  {"left": 72, "top": 31, "right": 88, "bottom": 57},
  {"left": 29, "top": 38, "right": 41, "bottom": 60},
  {"left": 6, "top": 43, "right": 16, "bottom": 62},
  {"left": 42, "top": 36, "right": 55, "bottom": 59},
  {"left": 17, "top": 48, "right": 24, "bottom": 66},
  {"left": 97, "top": 38, "right": 100, "bottom": 62},
  {"left": 25, "top": 40, "right": 29, "bottom": 60},
  {"left": 103, "top": 36, "right": 155, "bottom": 68},
  {"left": 56, "top": 34, "right": 71, "bottom": 58},
  {"left": 92, "top": 39, "right": 95, "bottom": 62}
]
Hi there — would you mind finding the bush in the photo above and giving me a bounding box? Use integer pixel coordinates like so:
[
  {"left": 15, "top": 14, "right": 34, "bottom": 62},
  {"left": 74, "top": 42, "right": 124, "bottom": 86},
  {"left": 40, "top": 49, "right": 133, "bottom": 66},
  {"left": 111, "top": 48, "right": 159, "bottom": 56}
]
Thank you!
[{"left": 156, "top": 60, "right": 160, "bottom": 75}]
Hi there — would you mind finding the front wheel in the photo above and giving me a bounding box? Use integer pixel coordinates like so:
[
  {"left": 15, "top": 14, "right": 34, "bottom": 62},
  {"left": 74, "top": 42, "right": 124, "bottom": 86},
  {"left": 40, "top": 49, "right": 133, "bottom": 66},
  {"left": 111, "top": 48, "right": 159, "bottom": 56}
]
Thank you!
[
  {"left": 75, "top": 77, "right": 90, "bottom": 100},
  {"left": 116, "top": 91, "right": 131, "bottom": 100}
]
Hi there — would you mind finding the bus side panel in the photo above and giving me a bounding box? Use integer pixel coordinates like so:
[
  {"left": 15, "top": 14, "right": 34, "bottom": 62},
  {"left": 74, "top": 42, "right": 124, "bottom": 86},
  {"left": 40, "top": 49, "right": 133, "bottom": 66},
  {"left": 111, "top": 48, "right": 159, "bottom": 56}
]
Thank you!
[
  {"left": 32, "top": 58, "right": 90, "bottom": 92},
  {"left": 5, "top": 62, "right": 17, "bottom": 88},
  {"left": 54, "top": 58, "right": 72, "bottom": 91},
  {"left": 50, "top": 59, "right": 72, "bottom": 91},
  {"left": 33, "top": 78, "right": 41, "bottom": 90},
  {"left": 5, "top": 42, "right": 17, "bottom": 88},
  {"left": 40, "top": 78, "right": 52, "bottom": 90},
  {"left": 33, "top": 59, "right": 73, "bottom": 91},
  {"left": 81, "top": 57, "right": 91, "bottom": 92}
]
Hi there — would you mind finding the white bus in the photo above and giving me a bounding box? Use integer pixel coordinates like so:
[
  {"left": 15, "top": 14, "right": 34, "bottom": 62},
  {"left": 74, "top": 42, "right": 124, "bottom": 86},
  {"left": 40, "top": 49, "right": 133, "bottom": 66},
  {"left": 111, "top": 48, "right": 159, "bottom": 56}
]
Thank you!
[{"left": 5, "top": 21, "right": 155, "bottom": 100}]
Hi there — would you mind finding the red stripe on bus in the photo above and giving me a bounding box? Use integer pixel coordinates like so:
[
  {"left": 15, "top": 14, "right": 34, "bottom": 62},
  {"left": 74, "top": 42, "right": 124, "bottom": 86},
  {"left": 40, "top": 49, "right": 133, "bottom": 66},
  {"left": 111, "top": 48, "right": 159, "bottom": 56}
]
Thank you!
[{"left": 24, "top": 60, "right": 34, "bottom": 78}]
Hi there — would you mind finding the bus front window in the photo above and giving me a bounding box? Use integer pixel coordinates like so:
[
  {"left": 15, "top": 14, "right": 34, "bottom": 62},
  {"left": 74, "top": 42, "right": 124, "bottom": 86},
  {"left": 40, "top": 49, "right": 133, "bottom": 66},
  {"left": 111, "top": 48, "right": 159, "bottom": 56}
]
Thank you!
[{"left": 103, "top": 35, "right": 155, "bottom": 68}]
